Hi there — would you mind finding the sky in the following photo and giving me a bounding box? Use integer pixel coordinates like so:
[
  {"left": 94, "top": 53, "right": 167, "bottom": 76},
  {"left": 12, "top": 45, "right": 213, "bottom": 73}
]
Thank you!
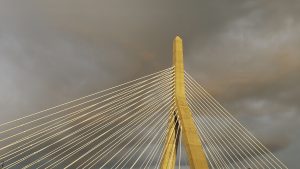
[{"left": 0, "top": 0, "right": 299, "bottom": 167}]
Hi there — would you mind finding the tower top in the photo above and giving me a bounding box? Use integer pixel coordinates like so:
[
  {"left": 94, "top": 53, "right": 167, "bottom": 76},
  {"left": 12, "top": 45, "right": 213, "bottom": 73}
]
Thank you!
[
  {"left": 172, "top": 36, "right": 183, "bottom": 66},
  {"left": 175, "top": 35, "right": 182, "bottom": 41}
]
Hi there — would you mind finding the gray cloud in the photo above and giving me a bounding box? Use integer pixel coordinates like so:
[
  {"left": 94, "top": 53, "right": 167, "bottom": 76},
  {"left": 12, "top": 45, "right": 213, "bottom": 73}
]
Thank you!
[{"left": 0, "top": 0, "right": 299, "bottom": 167}]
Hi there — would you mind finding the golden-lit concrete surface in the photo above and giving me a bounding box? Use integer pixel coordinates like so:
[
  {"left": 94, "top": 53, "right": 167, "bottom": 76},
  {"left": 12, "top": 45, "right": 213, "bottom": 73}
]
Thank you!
[
  {"left": 172, "top": 36, "right": 209, "bottom": 169},
  {"left": 160, "top": 112, "right": 179, "bottom": 169}
]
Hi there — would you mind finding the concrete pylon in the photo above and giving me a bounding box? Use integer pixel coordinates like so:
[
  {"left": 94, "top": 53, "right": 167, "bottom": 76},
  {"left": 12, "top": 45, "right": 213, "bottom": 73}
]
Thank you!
[{"left": 160, "top": 36, "right": 209, "bottom": 169}]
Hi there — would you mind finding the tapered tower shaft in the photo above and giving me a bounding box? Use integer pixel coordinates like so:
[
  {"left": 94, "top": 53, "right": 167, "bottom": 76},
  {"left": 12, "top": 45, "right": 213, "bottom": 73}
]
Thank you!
[{"left": 161, "top": 36, "right": 209, "bottom": 169}]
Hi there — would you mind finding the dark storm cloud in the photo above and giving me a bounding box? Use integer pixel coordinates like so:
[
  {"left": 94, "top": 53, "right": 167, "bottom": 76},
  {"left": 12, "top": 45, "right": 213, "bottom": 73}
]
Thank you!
[{"left": 0, "top": 0, "right": 299, "bottom": 167}]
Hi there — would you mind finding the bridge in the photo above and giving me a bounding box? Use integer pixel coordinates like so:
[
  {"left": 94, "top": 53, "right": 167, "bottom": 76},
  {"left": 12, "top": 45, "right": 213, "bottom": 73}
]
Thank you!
[{"left": 0, "top": 36, "right": 288, "bottom": 169}]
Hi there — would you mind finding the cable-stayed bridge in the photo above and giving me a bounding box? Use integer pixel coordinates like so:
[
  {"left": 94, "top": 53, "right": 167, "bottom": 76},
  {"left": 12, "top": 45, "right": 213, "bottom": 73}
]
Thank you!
[{"left": 0, "top": 37, "right": 288, "bottom": 169}]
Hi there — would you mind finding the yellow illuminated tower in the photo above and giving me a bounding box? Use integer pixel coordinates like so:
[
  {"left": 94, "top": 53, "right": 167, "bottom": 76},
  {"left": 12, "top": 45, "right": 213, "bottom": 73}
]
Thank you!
[{"left": 160, "top": 36, "right": 209, "bottom": 169}]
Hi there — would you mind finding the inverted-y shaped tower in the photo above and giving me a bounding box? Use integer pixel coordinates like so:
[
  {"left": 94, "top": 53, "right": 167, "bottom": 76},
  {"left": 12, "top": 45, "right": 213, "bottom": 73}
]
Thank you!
[{"left": 161, "top": 36, "right": 209, "bottom": 169}]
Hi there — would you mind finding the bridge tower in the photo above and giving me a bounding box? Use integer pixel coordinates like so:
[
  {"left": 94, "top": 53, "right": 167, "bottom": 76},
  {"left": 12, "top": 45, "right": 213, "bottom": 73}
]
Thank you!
[{"left": 160, "top": 36, "right": 209, "bottom": 169}]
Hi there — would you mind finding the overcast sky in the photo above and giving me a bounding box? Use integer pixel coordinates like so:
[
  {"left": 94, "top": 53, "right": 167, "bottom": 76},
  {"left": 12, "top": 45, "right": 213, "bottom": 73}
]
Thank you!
[{"left": 0, "top": 0, "right": 299, "bottom": 167}]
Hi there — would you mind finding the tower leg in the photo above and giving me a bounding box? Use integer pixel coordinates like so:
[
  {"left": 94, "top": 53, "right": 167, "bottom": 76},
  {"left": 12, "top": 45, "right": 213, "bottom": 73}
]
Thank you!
[{"left": 160, "top": 111, "right": 180, "bottom": 169}]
